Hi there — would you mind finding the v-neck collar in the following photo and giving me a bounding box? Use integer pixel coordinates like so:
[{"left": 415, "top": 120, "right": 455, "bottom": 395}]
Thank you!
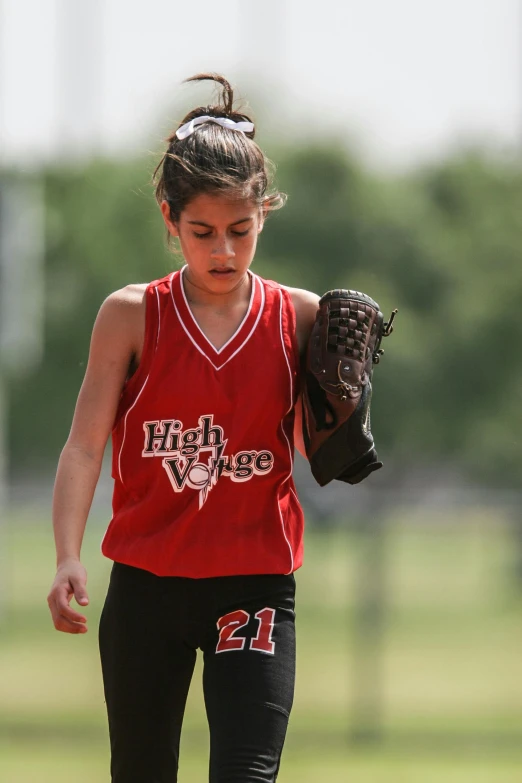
[{"left": 170, "top": 267, "right": 265, "bottom": 371}]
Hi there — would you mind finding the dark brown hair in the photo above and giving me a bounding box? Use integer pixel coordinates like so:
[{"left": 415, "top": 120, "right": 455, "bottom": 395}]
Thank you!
[{"left": 153, "top": 73, "right": 286, "bottom": 223}]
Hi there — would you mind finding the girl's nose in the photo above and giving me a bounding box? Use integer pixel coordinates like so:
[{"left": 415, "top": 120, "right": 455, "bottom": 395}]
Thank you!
[{"left": 210, "top": 237, "right": 235, "bottom": 261}]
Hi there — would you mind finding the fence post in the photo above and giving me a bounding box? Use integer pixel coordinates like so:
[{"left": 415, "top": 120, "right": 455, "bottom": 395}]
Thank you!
[
  {"left": 350, "top": 490, "right": 389, "bottom": 744},
  {"left": 0, "top": 175, "right": 45, "bottom": 623}
]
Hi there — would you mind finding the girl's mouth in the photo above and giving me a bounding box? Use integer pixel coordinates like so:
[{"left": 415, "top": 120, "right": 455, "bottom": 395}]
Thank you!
[{"left": 209, "top": 268, "right": 235, "bottom": 278}]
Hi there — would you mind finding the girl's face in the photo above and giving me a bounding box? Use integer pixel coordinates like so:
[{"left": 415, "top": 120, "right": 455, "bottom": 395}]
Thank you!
[{"left": 161, "top": 192, "right": 265, "bottom": 295}]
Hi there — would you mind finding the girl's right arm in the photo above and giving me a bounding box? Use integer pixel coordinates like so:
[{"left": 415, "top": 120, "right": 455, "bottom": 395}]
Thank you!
[{"left": 47, "top": 285, "right": 145, "bottom": 634}]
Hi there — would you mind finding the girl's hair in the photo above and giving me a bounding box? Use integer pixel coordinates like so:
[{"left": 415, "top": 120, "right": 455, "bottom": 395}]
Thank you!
[{"left": 153, "top": 73, "right": 286, "bottom": 223}]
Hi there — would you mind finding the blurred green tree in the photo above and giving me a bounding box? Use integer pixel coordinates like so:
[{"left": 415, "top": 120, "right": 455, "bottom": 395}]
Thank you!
[{"left": 6, "top": 146, "right": 522, "bottom": 486}]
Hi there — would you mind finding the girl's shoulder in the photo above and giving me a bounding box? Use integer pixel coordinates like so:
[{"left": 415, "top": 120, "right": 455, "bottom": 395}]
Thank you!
[
  {"left": 101, "top": 282, "right": 148, "bottom": 328},
  {"left": 110, "top": 271, "right": 176, "bottom": 309},
  {"left": 258, "top": 277, "right": 319, "bottom": 317},
  {"left": 103, "top": 282, "right": 148, "bottom": 308},
  {"left": 281, "top": 285, "right": 320, "bottom": 356},
  {"left": 94, "top": 283, "right": 148, "bottom": 359},
  {"left": 282, "top": 285, "right": 320, "bottom": 328},
  {"left": 283, "top": 285, "right": 320, "bottom": 313}
]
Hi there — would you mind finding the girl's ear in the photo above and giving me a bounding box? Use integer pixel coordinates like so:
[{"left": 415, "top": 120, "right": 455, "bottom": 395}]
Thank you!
[{"left": 160, "top": 200, "right": 179, "bottom": 237}]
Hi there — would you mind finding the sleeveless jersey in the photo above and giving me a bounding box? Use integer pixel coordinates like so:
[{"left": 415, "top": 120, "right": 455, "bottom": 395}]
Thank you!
[{"left": 101, "top": 268, "right": 305, "bottom": 578}]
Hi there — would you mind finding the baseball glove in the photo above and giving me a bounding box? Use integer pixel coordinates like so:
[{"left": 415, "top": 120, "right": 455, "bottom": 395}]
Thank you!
[{"left": 302, "top": 289, "right": 396, "bottom": 487}]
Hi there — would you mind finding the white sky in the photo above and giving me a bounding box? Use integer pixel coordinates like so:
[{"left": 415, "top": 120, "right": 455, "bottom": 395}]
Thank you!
[{"left": 0, "top": 0, "right": 520, "bottom": 168}]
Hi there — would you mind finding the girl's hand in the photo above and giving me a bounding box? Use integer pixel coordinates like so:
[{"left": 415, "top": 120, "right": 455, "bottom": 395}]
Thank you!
[{"left": 47, "top": 558, "right": 89, "bottom": 634}]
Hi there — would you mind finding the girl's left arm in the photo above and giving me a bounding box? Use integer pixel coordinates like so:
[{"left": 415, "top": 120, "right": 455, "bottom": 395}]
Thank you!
[{"left": 286, "top": 287, "right": 320, "bottom": 458}]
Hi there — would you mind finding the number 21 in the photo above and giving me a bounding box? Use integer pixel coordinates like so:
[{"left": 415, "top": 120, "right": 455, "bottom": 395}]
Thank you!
[{"left": 216, "top": 607, "right": 276, "bottom": 655}]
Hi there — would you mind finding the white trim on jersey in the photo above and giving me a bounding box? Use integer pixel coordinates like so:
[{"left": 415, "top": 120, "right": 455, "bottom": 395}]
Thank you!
[
  {"left": 180, "top": 266, "right": 255, "bottom": 355},
  {"left": 117, "top": 285, "right": 162, "bottom": 487},
  {"left": 218, "top": 279, "right": 265, "bottom": 369},
  {"left": 277, "top": 288, "right": 296, "bottom": 575},
  {"left": 290, "top": 486, "right": 300, "bottom": 505},
  {"left": 154, "top": 286, "right": 161, "bottom": 348},
  {"left": 170, "top": 270, "right": 266, "bottom": 371},
  {"left": 169, "top": 271, "right": 216, "bottom": 366}
]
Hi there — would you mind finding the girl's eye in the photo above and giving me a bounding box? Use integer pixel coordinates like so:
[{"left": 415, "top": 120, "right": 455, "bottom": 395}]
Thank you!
[{"left": 192, "top": 229, "right": 249, "bottom": 239}]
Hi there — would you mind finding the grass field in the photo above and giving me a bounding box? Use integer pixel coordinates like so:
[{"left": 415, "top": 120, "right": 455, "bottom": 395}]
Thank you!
[{"left": 1, "top": 507, "right": 522, "bottom": 781}]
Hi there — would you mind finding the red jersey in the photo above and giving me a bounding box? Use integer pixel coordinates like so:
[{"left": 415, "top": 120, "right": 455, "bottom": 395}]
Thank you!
[{"left": 101, "top": 268, "right": 304, "bottom": 578}]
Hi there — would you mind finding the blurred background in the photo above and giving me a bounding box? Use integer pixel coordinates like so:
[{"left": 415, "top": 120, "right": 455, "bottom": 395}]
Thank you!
[{"left": 1, "top": 1, "right": 522, "bottom": 781}]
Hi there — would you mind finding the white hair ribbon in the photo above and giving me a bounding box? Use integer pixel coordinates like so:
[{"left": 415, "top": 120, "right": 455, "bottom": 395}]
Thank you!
[{"left": 175, "top": 115, "right": 254, "bottom": 140}]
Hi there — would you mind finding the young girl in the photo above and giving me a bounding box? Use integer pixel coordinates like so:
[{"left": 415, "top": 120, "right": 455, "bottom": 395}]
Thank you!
[{"left": 47, "top": 73, "right": 320, "bottom": 783}]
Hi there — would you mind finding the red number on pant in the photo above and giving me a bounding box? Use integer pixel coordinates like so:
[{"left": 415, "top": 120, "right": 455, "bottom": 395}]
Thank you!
[
  {"left": 215, "top": 607, "right": 276, "bottom": 654},
  {"left": 250, "top": 607, "right": 276, "bottom": 654},
  {"left": 216, "top": 609, "right": 249, "bottom": 653}
]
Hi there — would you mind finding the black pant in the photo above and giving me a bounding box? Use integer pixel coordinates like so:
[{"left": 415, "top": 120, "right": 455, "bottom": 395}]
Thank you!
[{"left": 98, "top": 562, "right": 296, "bottom": 782}]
